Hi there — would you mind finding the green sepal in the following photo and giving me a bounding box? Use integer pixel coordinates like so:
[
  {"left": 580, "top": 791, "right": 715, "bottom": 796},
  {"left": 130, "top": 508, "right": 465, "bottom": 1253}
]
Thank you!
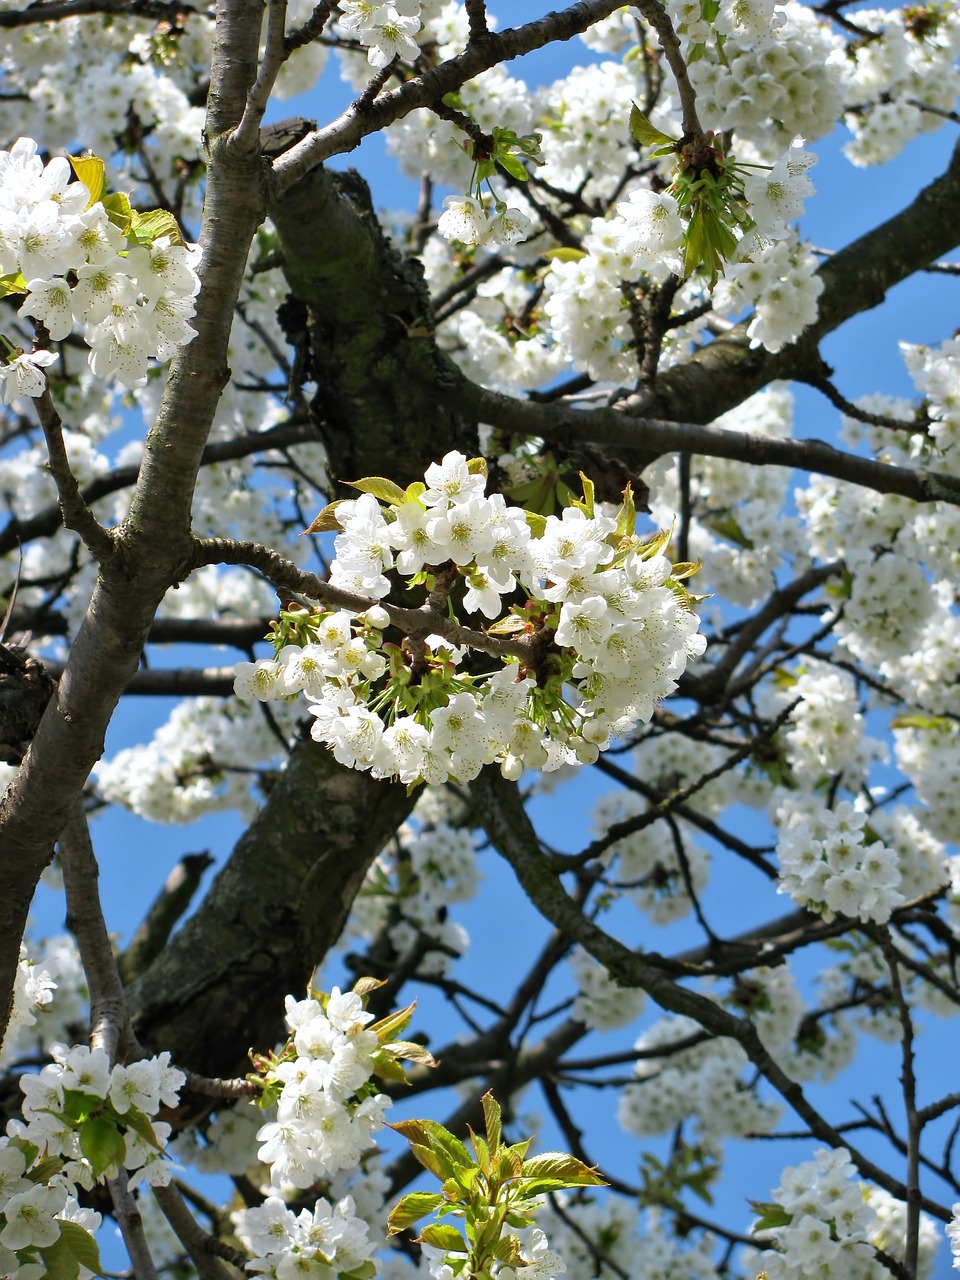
[{"left": 387, "top": 1191, "right": 446, "bottom": 1234}]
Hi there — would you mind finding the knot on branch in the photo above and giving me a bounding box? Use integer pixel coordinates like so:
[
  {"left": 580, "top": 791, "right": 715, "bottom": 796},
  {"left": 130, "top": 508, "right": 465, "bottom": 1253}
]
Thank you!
[{"left": 0, "top": 645, "right": 56, "bottom": 765}]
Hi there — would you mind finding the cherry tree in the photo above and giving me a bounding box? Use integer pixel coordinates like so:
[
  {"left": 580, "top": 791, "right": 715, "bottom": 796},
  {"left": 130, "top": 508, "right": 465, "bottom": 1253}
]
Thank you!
[{"left": 0, "top": 0, "right": 959, "bottom": 1276}]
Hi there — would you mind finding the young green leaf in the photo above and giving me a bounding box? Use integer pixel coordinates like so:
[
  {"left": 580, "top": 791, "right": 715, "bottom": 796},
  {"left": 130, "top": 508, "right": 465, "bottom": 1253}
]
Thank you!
[
  {"left": 79, "top": 1117, "right": 125, "bottom": 1179},
  {"left": 418, "top": 1223, "right": 468, "bottom": 1252},
  {"left": 628, "top": 103, "right": 678, "bottom": 150},
  {"left": 387, "top": 1191, "right": 447, "bottom": 1234},
  {"left": 343, "top": 476, "right": 408, "bottom": 505},
  {"left": 520, "top": 1152, "right": 606, "bottom": 1187}
]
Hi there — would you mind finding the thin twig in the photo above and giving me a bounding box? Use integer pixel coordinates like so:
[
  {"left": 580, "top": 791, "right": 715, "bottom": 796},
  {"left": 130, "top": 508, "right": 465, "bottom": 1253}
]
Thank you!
[{"left": 34, "top": 387, "right": 114, "bottom": 563}]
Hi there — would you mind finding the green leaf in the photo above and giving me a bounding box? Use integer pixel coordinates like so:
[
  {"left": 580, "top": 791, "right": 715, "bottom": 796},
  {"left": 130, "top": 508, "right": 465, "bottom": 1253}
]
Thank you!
[
  {"left": 702, "top": 512, "right": 754, "bottom": 550},
  {"left": 491, "top": 1235, "right": 522, "bottom": 1264},
  {"left": 406, "top": 1141, "right": 451, "bottom": 1181},
  {"left": 523, "top": 510, "right": 548, "bottom": 536},
  {"left": 749, "top": 1200, "right": 793, "bottom": 1231},
  {"left": 485, "top": 614, "right": 527, "bottom": 636},
  {"left": 468, "top": 1127, "right": 490, "bottom": 1174},
  {"left": 68, "top": 153, "right": 107, "bottom": 206},
  {"left": 573, "top": 472, "right": 595, "bottom": 518},
  {"left": 370, "top": 1049, "right": 410, "bottom": 1084},
  {"left": 387, "top": 1191, "right": 447, "bottom": 1234},
  {"left": 405, "top": 481, "right": 427, "bottom": 502},
  {"left": 519, "top": 1153, "right": 606, "bottom": 1187},
  {"left": 102, "top": 191, "right": 133, "bottom": 233},
  {"left": 26, "top": 1155, "right": 64, "bottom": 1184},
  {"left": 423, "top": 1121, "right": 474, "bottom": 1172},
  {"left": 39, "top": 1227, "right": 78, "bottom": 1280},
  {"left": 57, "top": 1219, "right": 104, "bottom": 1276},
  {"left": 891, "top": 712, "right": 953, "bottom": 732},
  {"left": 302, "top": 499, "right": 347, "bottom": 534},
  {"left": 0, "top": 271, "right": 27, "bottom": 298},
  {"left": 343, "top": 476, "right": 407, "bottom": 505},
  {"left": 417, "top": 1224, "right": 468, "bottom": 1252},
  {"left": 613, "top": 483, "right": 637, "bottom": 540},
  {"left": 8, "top": 1136, "right": 39, "bottom": 1169},
  {"left": 131, "top": 207, "right": 184, "bottom": 246},
  {"left": 497, "top": 153, "right": 529, "bottom": 182},
  {"left": 466, "top": 457, "right": 488, "bottom": 479},
  {"left": 540, "top": 247, "right": 587, "bottom": 263},
  {"left": 381, "top": 1039, "right": 436, "bottom": 1066},
  {"left": 370, "top": 1000, "right": 416, "bottom": 1044},
  {"left": 628, "top": 103, "right": 677, "bottom": 150},
  {"left": 481, "top": 1090, "right": 502, "bottom": 1154},
  {"left": 62, "top": 1090, "right": 99, "bottom": 1124},
  {"left": 670, "top": 559, "right": 701, "bottom": 582},
  {"left": 79, "top": 1117, "right": 125, "bottom": 1179},
  {"left": 496, "top": 1138, "right": 531, "bottom": 1180},
  {"left": 341, "top": 1264, "right": 378, "bottom": 1280},
  {"left": 122, "top": 1106, "right": 163, "bottom": 1150},
  {"left": 351, "top": 976, "right": 385, "bottom": 998}
]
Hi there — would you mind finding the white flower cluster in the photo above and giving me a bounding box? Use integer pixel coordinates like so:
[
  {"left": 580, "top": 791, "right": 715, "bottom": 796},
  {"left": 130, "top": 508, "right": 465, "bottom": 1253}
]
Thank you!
[
  {"left": 592, "top": 789, "right": 710, "bottom": 924},
  {"left": 234, "top": 451, "right": 705, "bottom": 786},
  {"left": 436, "top": 194, "right": 534, "bottom": 249},
  {"left": 253, "top": 989, "right": 390, "bottom": 1190},
  {"left": 618, "top": 1014, "right": 781, "bottom": 1141},
  {"left": 569, "top": 948, "right": 645, "bottom": 1031},
  {"left": 14, "top": 1043, "right": 185, "bottom": 1190},
  {"left": 1, "top": 945, "right": 57, "bottom": 1062},
  {"left": 749, "top": 1148, "right": 938, "bottom": 1280},
  {"left": 775, "top": 799, "right": 903, "bottom": 924},
  {"left": 0, "top": 1140, "right": 101, "bottom": 1278},
  {"left": 338, "top": 0, "right": 422, "bottom": 68},
  {"left": 0, "top": 137, "right": 200, "bottom": 395},
  {"left": 235, "top": 1192, "right": 378, "bottom": 1280},
  {"left": 540, "top": 1199, "right": 719, "bottom": 1280}
]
